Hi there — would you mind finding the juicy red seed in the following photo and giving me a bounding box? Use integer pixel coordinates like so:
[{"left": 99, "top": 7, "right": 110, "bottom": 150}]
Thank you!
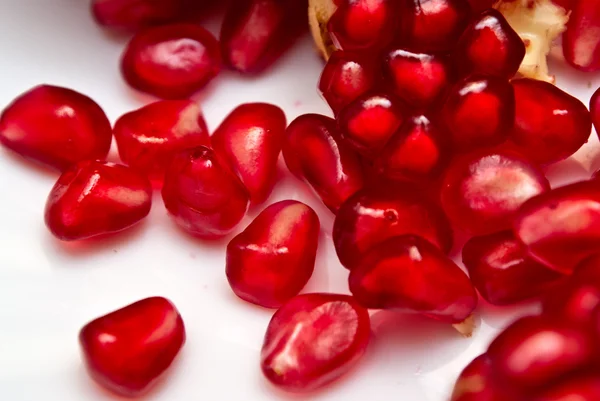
[
  {"left": 226, "top": 200, "right": 320, "bottom": 308},
  {"left": 338, "top": 91, "right": 406, "bottom": 158},
  {"left": 79, "top": 297, "right": 185, "bottom": 397},
  {"left": 210, "top": 103, "right": 286, "bottom": 205},
  {"left": 327, "top": 0, "right": 397, "bottom": 51},
  {"left": 220, "top": 0, "right": 307, "bottom": 73},
  {"left": 510, "top": 78, "right": 592, "bottom": 165},
  {"left": 283, "top": 114, "right": 364, "bottom": 213},
  {"left": 398, "top": 0, "right": 472, "bottom": 53},
  {"left": 319, "top": 50, "right": 381, "bottom": 115},
  {"left": 563, "top": 0, "right": 600, "bottom": 72},
  {"left": 349, "top": 235, "right": 477, "bottom": 323},
  {"left": 383, "top": 47, "right": 452, "bottom": 108},
  {"left": 0, "top": 85, "right": 112, "bottom": 171},
  {"left": 333, "top": 187, "right": 454, "bottom": 270},
  {"left": 533, "top": 375, "right": 600, "bottom": 401},
  {"left": 161, "top": 146, "right": 249, "bottom": 239},
  {"left": 121, "top": 23, "right": 221, "bottom": 99},
  {"left": 466, "top": 0, "right": 496, "bottom": 13},
  {"left": 375, "top": 114, "right": 449, "bottom": 182},
  {"left": 440, "top": 150, "right": 549, "bottom": 235},
  {"left": 441, "top": 75, "right": 515, "bottom": 152},
  {"left": 453, "top": 9, "right": 525, "bottom": 79},
  {"left": 114, "top": 100, "right": 210, "bottom": 182},
  {"left": 487, "top": 315, "right": 597, "bottom": 390},
  {"left": 514, "top": 180, "right": 600, "bottom": 274},
  {"left": 45, "top": 161, "right": 152, "bottom": 241},
  {"left": 462, "top": 231, "right": 564, "bottom": 306},
  {"left": 260, "top": 293, "right": 370, "bottom": 392},
  {"left": 591, "top": 86, "right": 600, "bottom": 136}
]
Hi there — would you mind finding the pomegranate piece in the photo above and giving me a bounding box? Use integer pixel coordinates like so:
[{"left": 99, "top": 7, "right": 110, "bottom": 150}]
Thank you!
[
  {"left": 510, "top": 78, "right": 592, "bottom": 165},
  {"left": 533, "top": 375, "right": 600, "bottom": 401},
  {"left": 563, "top": 0, "right": 600, "bottom": 72},
  {"left": 161, "top": 146, "right": 249, "bottom": 238},
  {"left": 80, "top": 297, "right": 185, "bottom": 397},
  {"left": 333, "top": 187, "right": 453, "bottom": 270},
  {"left": 383, "top": 47, "right": 452, "bottom": 108},
  {"left": 226, "top": 200, "right": 320, "bottom": 308},
  {"left": 121, "top": 23, "right": 220, "bottom": 99},
  {"left": 462, "top": 231, "right": 563, "bottom": 306},
  {"left": 45, "top": 161, "right": 152, "bottom": 241},
  {"left": 318, "top": 50, "right": 381, "bottom": 115},
  {"left": 327, "top": 0, "right": 397, "bottom": 51},
  {"left": 220, "top": 0, "right": 307, "bottom": 73},
  {"left": 349, "top": 235, "right": 477, "bottom": 323},
  {"left": 337, "top": 92, "right": 406, "bottom": 157},
  {"left": 261, "top": 293, "right": 370, "bottom": 392},
  {"left": 440, "top": 150, "right": 550, "bottom": 235},
  {"left": 211, "top": 103, "right": 286, "bottom": 205},
  {"left": 374, "top": 114, "right": 449, "bottom": 182},
  {"left": 453, "top": 9, "right": 525, "bottom": 79},
  {"left": 283, "top": 114, "right": 364, "bottom": 212},
  {"left": 0, "top": 85, "right": 112, "bottom": 170},
  {"left": 514, "top": 180, "right": 600, "bottom": 274},
  {"left": 591, "top": 86, "right": 600, "bottom": 136},
  {"left": 114, "top": 100, "right": 210, "bottom": 182},
  {"left": 398, "top": 0, "right": 472, "bottom": 53},
  {"left": 441, "top": 75, "right": 515, "bottom": 152}
]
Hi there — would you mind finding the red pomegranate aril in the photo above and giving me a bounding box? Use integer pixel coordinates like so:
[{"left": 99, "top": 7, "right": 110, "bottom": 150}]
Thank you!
[
  {"left": 226, "top": 200, "right": 320, "bottom": 308},
  {"left": 441, "top": 75, "right": 515, "bottom": 152},
  {"left": 45, "top": 161, "right": 152, "bottom": 241},
  {"left": 319, "top": 50, "right": 381, "bottom": 115},
  {"left": 333, "top": 187, "right": 453, "bottom": 270},
  {"left": 349, "top": 235, "right": 477, "bottom": 324},
  {"left": 563, "top": 0, "right": 600, "bottom": 72},
  {"left": 514, "top": 180, "right": 600, "bottom": 274},
  {"left": 591, "top": 86, "right": 600, "bottom": 135},
  {"left": 462, "top": 231, "right": 563, "bottom": 306},
  {"left": 121, "top": 23, "right": 220, "bottom": 99},
  {"left": 80, "top": 297, "right": 185, "bottom": 397},
  {"left": 161, "top": 146, "right": 249, "bottom": 239},
  {"left": 453, "top": 9, "right": 525, "bottom": 79},
  {"left": 510, "top": 78, "right": 592, "bottom": 165},
  {"left": 383, "top": 48, "right": 452, "bottom": 108},
  {"left": 283, "top": 114, "right": 364, "bottom": 212},
  {"left": 114, "top": 100, "right": 210, "bottom": 182},
  {"left": 533, "top": 375, "right": 600, "bottom": 401},
  {"left": 211, "top": 103, "right": 286, "bottom": 205},
  {"left": 441, "top": 150, "right": 550, "bottom": 235},
  {"left": 0, "top": 85, "right": 112, "bottom": 170},
  {"left": 220, "top": 0, "right": 307, "bottom": 73},
  {"left": 466, "top": 0, "right": 496, "bottom": 13},
  {"left": 261, "top": 293, "right": 370, "bottom": 392}
]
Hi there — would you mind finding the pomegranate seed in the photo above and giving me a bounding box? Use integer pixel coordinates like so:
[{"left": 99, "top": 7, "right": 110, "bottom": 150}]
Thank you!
[
  {"left": 211, "top": 103, "right": 286, "bottom": 205},
  {"left": 398, "top": 0, "right": 472, "bottom": 53},
  {"left": 349, "top": 235, "right": 477, "bottom": 323},
  {"left": 514, "top": 180, "right": 600, "bottom": 274},
  {"left": 337, "top": 91, "right": 406, "bottom": 158},
  {"left": 462, "top": 231, "right": 563, "bottom": 306},
  {"left": 260, "top": 293, "right": 370, "bottom": 392},
  {"left": 466, "top": 0, "right": 496, "bottom": 13},
  {"left": 533, "top": 375, "right": 600, "bottom": 401},
  {"left": 591, "top": 86, "right": 600, "bottom": 135},
  {"left": 80, "top": 297, "right": 185, "bottom": 397},
  {"left": 220, "top": 0, "right": 307, "bottom": 73},
  {"left": 121, "top": 23, "right": 220, "bottom": 99},
  {"left": 161, "top": 146, "right": 249, "bottom": 238},
  {"left": 441, "top": 75, "right": 515, "bottom": 152},
  {"left": 327, "top": 0, "right": 397, "bottom": 51},
  {"left": 114, "top": 100, "right": 210, "bottom": 182},
  {"left": 510, "top": 78, "right": 592, "bottom": 165},
  {"left": 333, "top": 187, "right": 453, "bottom": 270},
  {"left": 563, "top": 0, "right": 600, "bottom": 72},
  {"left": 45, "top": 161, "right": 152, "bottom": 241},
  {"left": 226, "top": 200, "right": 320, "bottom": 308},
  {"left": 0, "top": 85, "right": 112, "bottom": 170},
  {"left": 440, "top": 150, "right": 550, "bottom": 235},
  {"left": 374, "top": 114, "right": 449, "bottom": 182},
  {"left": 383, "top": 47, "right": 452, "bottom": 108},
  {"left": 283, "top": 114, "right": 364, "bottom": 212},
  {"left": 453, "top": 9, "right": 525, "bottom": 79},
  {"left": 318, "top": 50, "right": 381, "bottom": 115}
]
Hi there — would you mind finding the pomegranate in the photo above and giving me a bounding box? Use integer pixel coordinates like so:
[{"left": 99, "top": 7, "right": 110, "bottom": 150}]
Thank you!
[
  {"left": 591, "top": 86, "right": 600, "bottom": 135},
  {"left": 532, "top": 375, "right": 600, "bottom": 401},
  {"left": 563, "top": 0, "right": 600, "bottom": 72}
]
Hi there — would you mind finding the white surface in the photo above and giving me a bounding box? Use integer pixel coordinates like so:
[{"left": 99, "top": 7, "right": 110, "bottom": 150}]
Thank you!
[{"left": 0, "top": 2, "right": 599, "bottom": 400}]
